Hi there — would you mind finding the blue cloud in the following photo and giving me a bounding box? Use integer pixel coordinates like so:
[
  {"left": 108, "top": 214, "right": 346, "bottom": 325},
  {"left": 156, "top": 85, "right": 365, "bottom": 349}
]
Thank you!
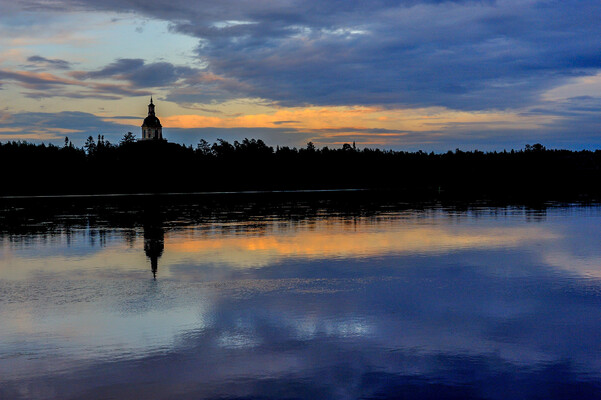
[
  {"left": 3, "top": 0, "right": 601, "bottom": 149},
  {"left": 8, "top": 0, "right": 601, "bottom": 111},
  {"left": 32, "top": 0, "right": 598, "bottom": 111},
  {"left": 0, "top": 111, "right": 135, "bottom": 143},
  {"left": 74, "top": 58, "right": 198, "bottom": 88},
  {"left": 26, "top": 55, "right": 72, "bottom": 70}
]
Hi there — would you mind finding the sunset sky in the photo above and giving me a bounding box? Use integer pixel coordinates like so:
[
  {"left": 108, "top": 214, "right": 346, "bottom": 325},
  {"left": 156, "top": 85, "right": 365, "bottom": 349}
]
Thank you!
[{"left": 1, "top": 0, "right": 600, "bottom": 150}]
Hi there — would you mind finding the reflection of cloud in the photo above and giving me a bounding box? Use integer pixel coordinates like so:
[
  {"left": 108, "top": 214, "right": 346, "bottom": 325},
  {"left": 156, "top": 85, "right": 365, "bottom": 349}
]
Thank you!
[
  {"left": 4, "top": 210, "right": 601, "bottom": 398},
  {"left": 0, "top": 218, "right": 561, "bottom": 280},
  {"left": 543, "top": 252, "right": 601, "bottom": 278},
  {"left": 165, "top": 221, "right": 559, "bottom": 268},
  {"left": 217, "top": 332, "right": 260, "bottom": 349},
  {"left": 0, "top": 241, "right": 145, "bottom": 281},
  {"left": 4, "top": 257, "right": 601, "bottom": 398}
]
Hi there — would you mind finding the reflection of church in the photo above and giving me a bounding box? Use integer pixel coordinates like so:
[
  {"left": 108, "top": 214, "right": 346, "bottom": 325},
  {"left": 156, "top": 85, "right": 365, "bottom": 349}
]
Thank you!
[{"left": 144, "top": 222, "right": 164, "bottom": 280}]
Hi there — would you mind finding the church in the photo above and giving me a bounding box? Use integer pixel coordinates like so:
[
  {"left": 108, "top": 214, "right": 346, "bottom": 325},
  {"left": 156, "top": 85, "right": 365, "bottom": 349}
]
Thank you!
[{"left": 141, "top": 97, "right": 164, "bottom": 140}]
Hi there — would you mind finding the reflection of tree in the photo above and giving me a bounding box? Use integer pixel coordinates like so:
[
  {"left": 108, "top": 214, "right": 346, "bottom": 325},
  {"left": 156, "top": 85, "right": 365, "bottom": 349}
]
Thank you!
[
  {"left": 525, "top": 208, "right": 547, "bottom": 222},
  {"left": 143, "top": 213, "right": 164, "bottom": 280},
  {"left": 123, "top": 230, "right": 136, "bottom": 248}
]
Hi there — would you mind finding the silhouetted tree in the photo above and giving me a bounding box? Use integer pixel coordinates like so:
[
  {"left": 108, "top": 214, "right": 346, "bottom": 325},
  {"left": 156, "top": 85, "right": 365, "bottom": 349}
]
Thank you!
[
  {"left": 197, "top": 139, "right": 212, "bottom": 156},
  {"left": 533, "top": 143, "right": 546, "bottom": 152},
  {"left": 120, "top": 132, "right": 136, "bottom": 144},
  {"left": 212, "top": 139, "right": 235, "bottom": 157},
  {"left": 2, "top": 138, "right": 601, "bottom": 198},
  {"left": 84, "top": 136, "right": 96, "bottom": 154}
]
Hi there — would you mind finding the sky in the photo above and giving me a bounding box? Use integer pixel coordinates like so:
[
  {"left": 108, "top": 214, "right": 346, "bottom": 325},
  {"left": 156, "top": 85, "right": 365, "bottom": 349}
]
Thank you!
[{"left": 0, "top": 0, "right": 600, "bottom": 151}]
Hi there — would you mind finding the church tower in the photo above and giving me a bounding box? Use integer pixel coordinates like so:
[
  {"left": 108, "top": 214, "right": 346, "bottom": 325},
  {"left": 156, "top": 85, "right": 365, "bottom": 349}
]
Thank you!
[{"left": 141, "top": 97, "right": 163, "bottom": 140}]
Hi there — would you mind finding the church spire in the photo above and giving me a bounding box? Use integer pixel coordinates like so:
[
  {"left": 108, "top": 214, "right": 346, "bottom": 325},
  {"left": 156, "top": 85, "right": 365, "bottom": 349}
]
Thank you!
[
  {"left": 141, "top": 97, "right": 163, "bottom": 140},
  {"left": 148, "top": 97, "right": 155, "bottom": 116}
]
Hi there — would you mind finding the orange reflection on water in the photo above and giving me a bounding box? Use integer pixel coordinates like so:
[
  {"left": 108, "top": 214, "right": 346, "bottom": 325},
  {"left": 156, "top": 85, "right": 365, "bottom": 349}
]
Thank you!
[
  {"left": 0, "top": 216, "right": 563, "bottom": 280},
  {"left": 164, "top": 219, "right": 559, "bottom": 268}
]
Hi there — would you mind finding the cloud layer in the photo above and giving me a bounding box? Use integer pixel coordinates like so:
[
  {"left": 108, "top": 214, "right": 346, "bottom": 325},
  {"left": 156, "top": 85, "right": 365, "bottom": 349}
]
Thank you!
[
  {"left": 11, "top": 0, "right": 601, "bottom": 111},
  {"left": 1, "top": 0, "right": 601, "bottom": 149}
]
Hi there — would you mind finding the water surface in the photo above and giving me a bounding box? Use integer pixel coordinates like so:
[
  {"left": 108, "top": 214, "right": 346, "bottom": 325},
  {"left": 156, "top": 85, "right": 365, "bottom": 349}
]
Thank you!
[{"left": 1, "top": 198, "right": 601, "bottom": 399}]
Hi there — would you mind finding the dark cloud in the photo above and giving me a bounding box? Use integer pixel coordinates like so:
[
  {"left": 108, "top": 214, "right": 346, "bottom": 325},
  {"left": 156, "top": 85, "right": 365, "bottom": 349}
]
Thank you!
[
  {"left": 26, "top": 55, "right": 71, "bottom": 70},
  {"left": 16, "top": 0, "right": 600, "bottom": 111},
  {"left": 88, "top": 82, "right": 151, "bottom": 96},
  {"left": 22, "top": 90, "right": 122, "bottom": 100},
  {"left": 20, "top": 82, "right": 150, "bottom": 99},
  {"left": 77, "top": 58, "right": 144, "bottom": 78},
  {"left": 73, "top": 58, "right": 199, "bottom": 88},
  {"left": 3, "top": 0, "right": 601, "bottom": 149},
  {"left": 273, "top": 120, "right": 300, "bottom": 125},
  {"left": 192, "top": 0, "right": 599, "bottom": 110},
  {"left": 0, "top": 66, "right": 151, "bottom": 98}
]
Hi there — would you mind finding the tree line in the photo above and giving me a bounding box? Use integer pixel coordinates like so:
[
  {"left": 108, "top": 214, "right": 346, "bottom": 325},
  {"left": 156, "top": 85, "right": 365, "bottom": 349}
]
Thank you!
[{"left": 1, "top": 134, "right": 600, "bottom": 198}]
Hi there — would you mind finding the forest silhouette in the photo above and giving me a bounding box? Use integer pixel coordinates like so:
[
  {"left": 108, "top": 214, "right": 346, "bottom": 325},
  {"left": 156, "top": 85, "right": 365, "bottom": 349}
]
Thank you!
[{"left": 1, "top": 135, "right": 600, "bottom": 198}]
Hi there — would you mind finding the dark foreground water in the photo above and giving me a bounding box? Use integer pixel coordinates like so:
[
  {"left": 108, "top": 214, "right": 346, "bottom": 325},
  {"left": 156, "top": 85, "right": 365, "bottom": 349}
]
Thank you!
[{"left": 1, "top": 197, "right": 601, "bottom": 399}]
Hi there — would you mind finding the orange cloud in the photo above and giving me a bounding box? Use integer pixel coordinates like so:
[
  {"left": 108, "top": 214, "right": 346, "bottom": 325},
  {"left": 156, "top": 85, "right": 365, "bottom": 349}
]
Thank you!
[
  {"left": 155, "top": 106, "right": 381, "bottom": 130},
  {"left": 104, "top": 105, "right": 560, "bottom": 146},
  {"left": 0, "top": 133, "right": 63, "bottom": 140},
  {"left": 0, "top": 125, "right": 82, "bottom": 140},
  {"left": 0, "top": 69, "right": 80, "bottom": 87}
]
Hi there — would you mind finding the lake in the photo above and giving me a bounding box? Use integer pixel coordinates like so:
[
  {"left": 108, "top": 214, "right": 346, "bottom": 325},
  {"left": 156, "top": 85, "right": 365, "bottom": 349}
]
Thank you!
[{"left": 1, "top": 195, "right": 601, "bottom": 399}]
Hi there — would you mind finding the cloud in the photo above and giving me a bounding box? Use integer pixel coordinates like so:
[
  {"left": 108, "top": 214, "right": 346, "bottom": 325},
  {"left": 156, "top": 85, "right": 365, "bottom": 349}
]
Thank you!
[
  {"left": 0, "top": 66, "right": 151, "bottom": 99},
  {"left": 0, "top": 58, "right": 199, "bottom": 99},
  {"left": 2, "top": 0, "right": 601, "bottom": 149},
  {"left": 26, "top": 55, "right": 71, "bottom": 70},
  {"left": 0, "top": 69, "right": 77, "bottom": 90},
  {"left": 0, "top": 111, "right": 305, "bottom": 148},
  {"left": 14, "top": 0, "right": 599, "bottom": 111},
  {"left": 99, "top": 102, "right": 601, "bottom": 150},
  {"left": 273, "top": 120, "right": 300, "bottom": 125},
  {"left": 21, "top": 90, "right": 122, "bottom": 100},
  {"left": 72, "top": 58, "right": 199, "bottom": 88},
  {"left": 0, "top": 111, "right": 136, "bottom": 142}
]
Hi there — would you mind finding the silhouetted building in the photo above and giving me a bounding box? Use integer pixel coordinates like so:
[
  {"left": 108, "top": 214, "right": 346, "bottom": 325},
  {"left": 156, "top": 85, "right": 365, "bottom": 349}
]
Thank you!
[
  {"left": 144, "top": 223, "right": 164, "bottom": 279},
  {"left": 141, "top": 97, "right": 163, "bottom": 140}
]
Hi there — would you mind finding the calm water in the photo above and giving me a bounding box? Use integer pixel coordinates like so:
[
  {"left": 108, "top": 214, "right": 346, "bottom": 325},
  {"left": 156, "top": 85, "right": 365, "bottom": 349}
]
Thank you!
[{"left": 1, "top": 198, "right": 601, "bottom": 399}]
